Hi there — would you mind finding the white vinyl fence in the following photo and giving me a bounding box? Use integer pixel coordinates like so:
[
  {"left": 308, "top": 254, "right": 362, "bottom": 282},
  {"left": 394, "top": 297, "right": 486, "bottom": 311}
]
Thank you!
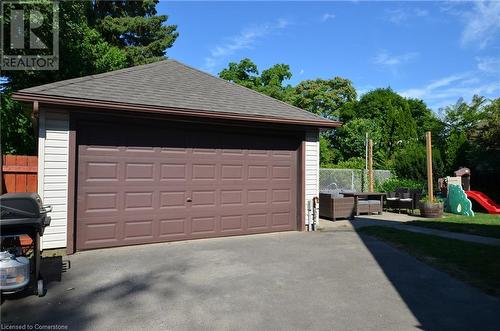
[{"left": 319, "top": 168, "right": 392, "bottom": 193}]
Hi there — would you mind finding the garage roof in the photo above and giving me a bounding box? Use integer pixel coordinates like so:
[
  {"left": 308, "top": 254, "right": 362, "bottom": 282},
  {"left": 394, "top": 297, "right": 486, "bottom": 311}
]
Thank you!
[{"left": 14, "top": 60, "right": 340, "bottom": 128}]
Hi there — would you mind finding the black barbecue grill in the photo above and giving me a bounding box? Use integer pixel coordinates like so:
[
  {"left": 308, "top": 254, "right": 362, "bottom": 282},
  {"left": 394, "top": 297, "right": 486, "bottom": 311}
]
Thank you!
[{"left": 0, "top": 193, "right": 52, "bottom": 296}]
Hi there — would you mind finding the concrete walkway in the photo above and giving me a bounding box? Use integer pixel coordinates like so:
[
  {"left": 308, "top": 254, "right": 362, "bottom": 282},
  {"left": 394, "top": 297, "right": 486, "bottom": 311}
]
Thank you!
[{"left": 319, "top": 212, "right": 500, "bottom": 246}]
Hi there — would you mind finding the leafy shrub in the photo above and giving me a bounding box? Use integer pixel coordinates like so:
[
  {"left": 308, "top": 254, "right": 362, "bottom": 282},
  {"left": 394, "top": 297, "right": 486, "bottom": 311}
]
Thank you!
[
  {"left": 376, "top": 177, "right": 424, "bottom": 193},
  {"left": 392, "top": 142, "right": 445, "bottom": 182}
]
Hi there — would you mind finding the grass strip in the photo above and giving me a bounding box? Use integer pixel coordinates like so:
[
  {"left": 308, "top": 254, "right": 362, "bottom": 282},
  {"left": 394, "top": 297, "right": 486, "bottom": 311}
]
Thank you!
[{"left": 359, "top": 226, "right": 500, "bottom": 297}]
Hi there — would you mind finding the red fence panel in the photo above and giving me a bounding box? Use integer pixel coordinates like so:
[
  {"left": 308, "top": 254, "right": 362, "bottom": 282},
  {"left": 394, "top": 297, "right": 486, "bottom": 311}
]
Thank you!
[{"left": 2, "top": 155, "right": 38, "bottom": 193}]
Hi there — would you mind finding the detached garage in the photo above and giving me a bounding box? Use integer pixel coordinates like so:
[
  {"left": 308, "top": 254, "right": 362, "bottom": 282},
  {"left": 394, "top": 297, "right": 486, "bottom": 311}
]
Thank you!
[{"left": 13, "top": 60, "right": 340, "bottom": 253}]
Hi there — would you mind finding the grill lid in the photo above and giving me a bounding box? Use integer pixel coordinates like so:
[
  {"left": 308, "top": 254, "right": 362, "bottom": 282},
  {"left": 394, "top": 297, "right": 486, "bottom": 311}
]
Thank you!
[{"left": 0, "top": 193, "right": 44, "bottom": 219}]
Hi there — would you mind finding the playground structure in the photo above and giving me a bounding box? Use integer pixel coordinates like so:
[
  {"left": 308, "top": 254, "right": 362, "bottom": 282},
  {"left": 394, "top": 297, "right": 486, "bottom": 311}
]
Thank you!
[
  {"left": 440, "top": 167, "right": 500, "bottom": 215},
  {"left": 466, "top": 191, "right": 500, "bottom": 214}
]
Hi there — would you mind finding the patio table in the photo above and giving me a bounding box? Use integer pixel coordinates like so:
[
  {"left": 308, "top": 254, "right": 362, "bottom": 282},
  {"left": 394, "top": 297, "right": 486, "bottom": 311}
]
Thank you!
[{"left": 341, "top": 192, "right": 386, "bottom": 216}]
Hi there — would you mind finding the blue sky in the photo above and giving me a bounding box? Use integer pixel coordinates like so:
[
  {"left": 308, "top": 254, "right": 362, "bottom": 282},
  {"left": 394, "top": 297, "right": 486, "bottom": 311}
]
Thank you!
[{"left": 159, "top": 1, "right": 500, "bottom": 112}]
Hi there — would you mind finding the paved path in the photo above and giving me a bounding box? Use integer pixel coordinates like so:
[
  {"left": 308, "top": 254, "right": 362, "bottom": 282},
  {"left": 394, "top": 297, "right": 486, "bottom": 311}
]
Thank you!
[
  {"left": 2, "top": 231, "right": 499, "bottom": 330},
  {"left": 319, "top": 213, "right": 500, "bottom": 246}
]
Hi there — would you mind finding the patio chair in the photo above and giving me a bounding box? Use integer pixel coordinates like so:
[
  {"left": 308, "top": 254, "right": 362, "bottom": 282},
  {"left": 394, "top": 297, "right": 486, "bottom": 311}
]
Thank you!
[
  {"left": 398, "top": 192, "right": 413, "bottom": 214},
  {"left": 385, "top": 191, "right": 400, "bottom": 211}
]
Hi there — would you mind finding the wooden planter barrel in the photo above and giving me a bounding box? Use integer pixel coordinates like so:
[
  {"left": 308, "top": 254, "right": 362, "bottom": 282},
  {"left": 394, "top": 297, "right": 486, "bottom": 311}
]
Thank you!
[{"left": 419, "top": 202, "right": 443, "bottom": 218}]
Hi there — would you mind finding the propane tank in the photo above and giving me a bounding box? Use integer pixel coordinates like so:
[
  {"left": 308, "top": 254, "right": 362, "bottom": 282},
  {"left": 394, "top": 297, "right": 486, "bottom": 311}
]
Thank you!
[{"left": 0, "top": 251, "right": 30, "bottom": 291}]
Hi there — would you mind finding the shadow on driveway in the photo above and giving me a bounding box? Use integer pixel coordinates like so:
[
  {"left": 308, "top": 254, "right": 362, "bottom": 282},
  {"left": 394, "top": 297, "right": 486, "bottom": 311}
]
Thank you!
[
  {"left": 1, "top": 229, "right": 500, "bottom": 330},
  {"left": 347, "top": 217, "right": 500, "bottom": 331}
]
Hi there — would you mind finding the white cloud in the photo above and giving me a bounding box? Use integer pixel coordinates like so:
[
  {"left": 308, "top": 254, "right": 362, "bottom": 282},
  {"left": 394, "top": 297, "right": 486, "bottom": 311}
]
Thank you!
[
  {"left": 399, "top": 72, "right": 500, "bottom": 110},
  {"left": 461, "top": 1, "right": 500, "bottom": 49},
  {"left": 385, "top": 8, "right": 429, "bottom": 24},
  {"left": 321, "top": 13, "right": 336, "bottom": 22},
  {"left": 386, "top": 9, "right": 407, "bottom": 24},
  {"left": 414, "top": 8, "right": 429, "bottom": 17},
  {"left": 373, "top": 50, "right": 419, "bottom": 66},
  {"left": 203, "top": 19, "right": 289, "bottom": 71},
  {"left": 425, "top": 74, "right": 468, "bottom": 90},
  {"left": 476, "top": 56, "right": 500, "bottom": 73}
]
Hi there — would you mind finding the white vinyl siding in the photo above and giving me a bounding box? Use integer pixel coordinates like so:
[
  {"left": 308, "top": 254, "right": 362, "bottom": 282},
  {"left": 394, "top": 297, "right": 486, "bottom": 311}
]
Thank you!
[
  {"left": 304, "top": 129, "right": 320, "bottom": 224},
  {"left": 38, "top": 109, "right": 69, "bottom": 249}
]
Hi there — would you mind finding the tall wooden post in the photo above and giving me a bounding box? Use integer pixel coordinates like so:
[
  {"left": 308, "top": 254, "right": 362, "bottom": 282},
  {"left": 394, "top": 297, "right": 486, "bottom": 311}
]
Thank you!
[
  {"left": 368, "top": 139, "right": 373, "bottom": 192},
  {"left": 426, "top": 131, "right": 434, "bottom": 203}
]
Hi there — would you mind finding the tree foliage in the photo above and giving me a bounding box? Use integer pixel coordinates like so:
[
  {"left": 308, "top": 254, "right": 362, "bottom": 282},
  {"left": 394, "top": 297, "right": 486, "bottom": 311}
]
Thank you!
[
  {"left": 1, "top": 0, "right": 178, "bottom": 154},
  {"left": 441, "top": 96, "right": 500, "bottom": 199},
  {"left": 0, "top": 90, "right": 35, "bottom": 155},
  {"left": 219, "top": 58, "right": 499, "bottom": 198},
  {"left": 219, "top": 58, "right": 294, "bottom": 101},
  {"left": 90, "top": 0, "right": 178, "bottom": 66},
  {"left": 333, "top": 118, "right": 382, "bottom": 162},
  {"left": 352, "top": 88, "right": 418, "bottom": 158},
  {"left": 292, "top": 78, "right": 356, "bottom": 120},
  {"left": 393, "top": 143, "right": 444, "bottom": 184}
]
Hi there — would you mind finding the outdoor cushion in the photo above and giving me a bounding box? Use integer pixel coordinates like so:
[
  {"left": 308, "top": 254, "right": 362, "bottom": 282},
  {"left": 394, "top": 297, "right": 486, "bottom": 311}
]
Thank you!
[
  {"left": 400, "top": 198, "right": 413, "bottom": 202},
  {"left": 386, "top": 197, "right": 398, "bottom": 201},
  {"left": 329, "top": 189, "right": 343, "bottom": 198},
  {"left": 367, "top": 200, "right": 381, "bottom": 205},
  {"left": 341, "top": 189, "right": 356, "bottom": 194},
  {"left": 357, "top": 200, "right": 370, "bottom": 205}
]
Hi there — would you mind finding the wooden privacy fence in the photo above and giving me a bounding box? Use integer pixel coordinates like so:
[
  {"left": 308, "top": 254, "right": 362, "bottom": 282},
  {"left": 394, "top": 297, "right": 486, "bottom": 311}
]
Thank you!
[{"left": 1, "top": 155, "right": 38, "bottom": 193}]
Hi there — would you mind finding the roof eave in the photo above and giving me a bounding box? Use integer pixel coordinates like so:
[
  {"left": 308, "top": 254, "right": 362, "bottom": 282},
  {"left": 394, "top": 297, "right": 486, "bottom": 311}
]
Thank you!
[{"left": 13, "top": 92, "right": 342, "bottom": 128}]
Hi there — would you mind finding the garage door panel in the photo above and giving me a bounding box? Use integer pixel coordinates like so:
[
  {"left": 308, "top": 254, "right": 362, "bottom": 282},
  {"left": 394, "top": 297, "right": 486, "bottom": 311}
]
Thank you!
[
  {"left": 160, "top": 163, "right": 187, "bottom": 181},
  {"left": 124, "top": 192, "right": 155, "bottom": 211},
  {"left": 247, "top": 189, "right": 268, "bottom": 205},
  {"left": 220, "top": 190, "right": 244, "bottom": 206},
  {"left": 159, "top": 191, "right": 187, "bottom": 209},
  {"left": 79, "top": 191, "right": 120, "bottom": 216},
  {"left": 247, "top": 213, "right": 269, "bottom": 230},
  {"left": 159, "top": 218, "right": 188, "bottom": 238},
  {"left": 77, "top": 218, "right": 121, "bottom": 249},
  {"left": 125, "top": 163, "right": 155, "bottom": 181},
  {"left": 123, "top": 219, "right": 155, "bottom": 241},
  {"left": 191, "top": 216, "right": 217, "bottom": 235},
  {"left": 76, "top": 121, "right": 299, "bottom": 250},
  {"left": 272, "top": 212, "right": 292, "bottom": 227}
]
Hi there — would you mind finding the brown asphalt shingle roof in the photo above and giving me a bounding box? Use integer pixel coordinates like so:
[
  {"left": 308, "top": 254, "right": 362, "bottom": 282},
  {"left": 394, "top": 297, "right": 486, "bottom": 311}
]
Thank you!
[{"left": 17, "top": 59, "right": 338, "bottom": 125}]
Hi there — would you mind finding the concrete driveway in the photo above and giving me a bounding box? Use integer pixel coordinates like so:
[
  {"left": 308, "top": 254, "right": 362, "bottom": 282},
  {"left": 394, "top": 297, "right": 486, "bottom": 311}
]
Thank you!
[{"left": 1, "top": 230, "right": 499, "bottom": 330}]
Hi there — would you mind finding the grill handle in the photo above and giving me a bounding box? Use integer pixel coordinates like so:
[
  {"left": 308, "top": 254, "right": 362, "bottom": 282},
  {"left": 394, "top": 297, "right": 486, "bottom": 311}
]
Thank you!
[{"left": 41, "top": 205, "right": 53, "bottom": 214}]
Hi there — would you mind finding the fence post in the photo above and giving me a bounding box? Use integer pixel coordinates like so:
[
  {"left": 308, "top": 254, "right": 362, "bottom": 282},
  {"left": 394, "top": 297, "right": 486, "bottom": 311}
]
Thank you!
[
  {"left": 426, "top": 131, "right": 434, "bottom": 203},
  {"left": 0, "top": 151, "right": 3, "bottom": 195}
]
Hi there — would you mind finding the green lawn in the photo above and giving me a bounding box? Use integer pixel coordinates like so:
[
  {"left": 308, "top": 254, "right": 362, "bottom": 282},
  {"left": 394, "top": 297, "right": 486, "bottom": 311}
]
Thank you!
[
  {"left": 359, "top": 226, "right": 500, "bottom": 297},
  {"left": 408, "top": 213, "right": 500, "bottom": 238}
]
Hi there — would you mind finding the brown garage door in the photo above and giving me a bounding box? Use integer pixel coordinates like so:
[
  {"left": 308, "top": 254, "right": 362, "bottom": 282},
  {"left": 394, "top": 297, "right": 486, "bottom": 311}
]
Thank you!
[{"left": 76, "top": 119, "right": 300, "bottom": 250}]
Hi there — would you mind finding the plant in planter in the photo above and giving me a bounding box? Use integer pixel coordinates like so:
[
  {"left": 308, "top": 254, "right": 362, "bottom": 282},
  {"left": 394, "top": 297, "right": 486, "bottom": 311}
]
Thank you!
[{"left": 419, "top": 196, "right": 444, "bottom": 218}]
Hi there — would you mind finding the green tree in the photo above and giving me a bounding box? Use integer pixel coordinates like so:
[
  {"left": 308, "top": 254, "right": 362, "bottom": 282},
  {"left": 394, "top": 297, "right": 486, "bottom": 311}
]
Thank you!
[
  {"left": 218, "top": 58, "right": 259, "bottom": 89},
  {"left": 90, "top": 0, "right": 178, "bottom": 66},
  {"left": 319, "top": 135, "right": 336, "bottom": 165},
  {"left": 393, "top": 142, "right": 444, "bottom": 185},
  {"left": 441, "top": 96, "right": 500, "bottom": 199},
  {"left": 0, "top": 90, "right": 35, "bottom": 155},
  {"left": 478, "top": 98, "right": 500, "bottom": 149},
  {"left": 1, "top": 0, "right": 178, "bottom": 154},
  {"left": 218, "top": 58, "right": 294, "bottom": 101},
  {"left": 333, "top": 118, "right": 383, "bottom": 162},
  {"left": 441, "top": 96, "right": 487, "bottom": 172},
  {"left": 354, "top": 88, "right": 418, "bottom": 157},
  {"left": 407, "top": 98, "right": 444, "bottom": 140},
  {"left": 292, "top": 78, "right": 356, "bottom": 120}
]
